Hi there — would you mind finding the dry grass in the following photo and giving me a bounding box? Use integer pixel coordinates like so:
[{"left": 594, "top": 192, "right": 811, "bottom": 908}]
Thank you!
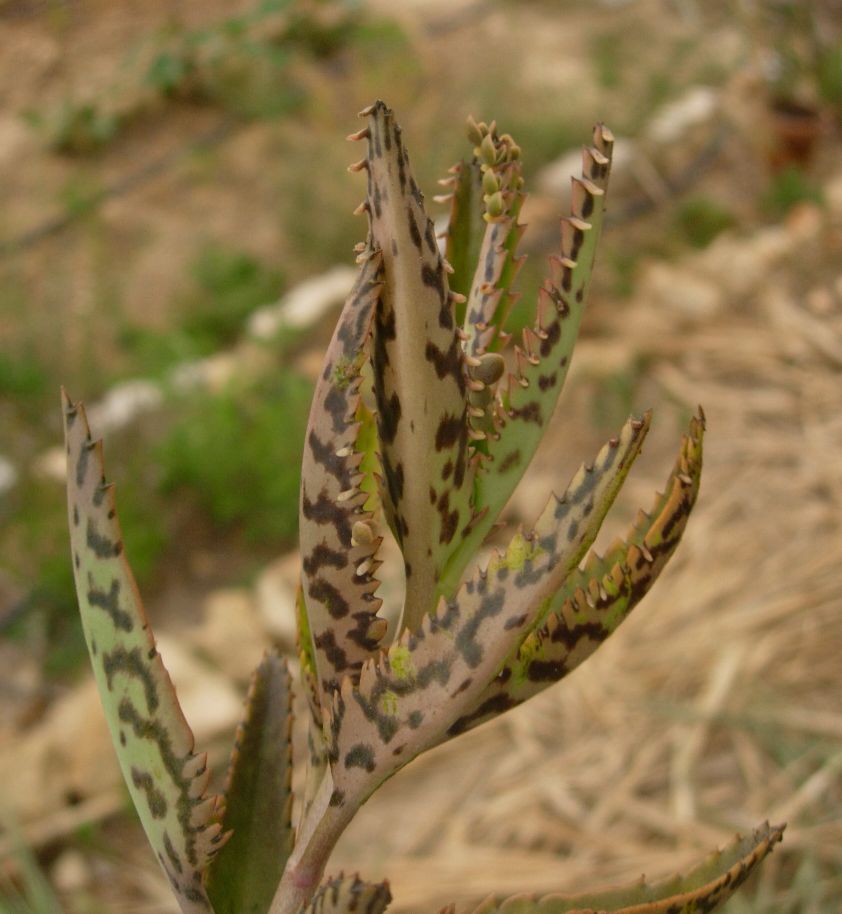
[
  {"left": 324, "top": 206, "right": 842, "bottom": 913},
  {"left": 1, "top": 2, "right": 841, "bottom": 912}
]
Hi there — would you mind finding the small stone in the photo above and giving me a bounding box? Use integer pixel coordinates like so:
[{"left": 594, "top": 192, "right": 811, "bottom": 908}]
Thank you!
[
  {"left": 0, "top": 455, "right": 18, "bottom": 495},
  {"left": 255, "top": 552, "right": 301, "bottom": 646},
  {"left": 86, "top": 379, "right": 163, "bottom": 435},
  {"left": 169, "top": 352, "right": 237, "bottom": 394},
  {"left": 639, "top": 262, "right": 723, "bottom": 322},
  {"left": 647, "top": 87, "right": 719, "bottom": 144},
  {"left": 52, "top": 849, "right": 91, "bottom": 893},
  {"left": 824, "top": 169, "right": 842, "bottom": 218},
  {"left": 536, "top": 139, "right": 634, "bottom": 198},
  {"left": 248, "top": 265, "right": 357, "bottom": 340},
  {"left": 194, "top": 589, "right": 269, "bottom": 681},
  {"left": 32, "top": 447, "right": 66, "bottom": 483},
  {"left": 807, "top": 286, "right": 835, "bottom": 317}
]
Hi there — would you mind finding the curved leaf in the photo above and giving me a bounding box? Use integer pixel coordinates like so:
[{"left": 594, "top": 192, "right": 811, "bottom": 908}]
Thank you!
[
  {"left": 326, "top": 415, "right": 650, "bottom": 811},
  {"left": 297, "top": 583, "right": 329, "bottom": 812},
  {"left": 299, "top": 250, "right": 388, "bottom": 700},
  {"left": 206, "top": 652, "right": 294, "bottom": 914},
  {"left": 62, "top": 391, "right": 224, "bottom": 914},
  {"left": 440, "top": 126, "right": 615, "bottom": 599},
  {"left": 303, "top": 874, "right": 391, "bottom": 914},
  {"left": 449, "top": 410, "right": 704, "bottom": 736},
  {"left": 468, "top": 822, "right": 784, "bottom": 914}
]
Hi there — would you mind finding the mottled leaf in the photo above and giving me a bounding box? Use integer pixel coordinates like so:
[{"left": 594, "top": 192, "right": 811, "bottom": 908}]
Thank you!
[
  {"left": 299, "top": 250, "right": 388, "bottom": 700},
  {"left": 449, "top": 411, "right": 704, "bottom": 736},
  {"left": 351, "top": 100, "right": 473, "bottom": 632},
  {"left": 62, "top": 391, "right": 224, "bottom": 914},
  {"left": 205, "top": 652, "right": 294, "bottom": 914},
  {"left": 303, "top": 874, "right": 391, "bottom": 914},
  {"left": 467, "top": 822, "right": 784, "bottom": 914},
  {"left": 440, "top": 126, "right": 614, "bottom": 599},
  {"left": 326, "top": 415, "right": 649, "bottom": 811},
  {"left": 462, "top": 123, "right": 526, "bottom": 357}
]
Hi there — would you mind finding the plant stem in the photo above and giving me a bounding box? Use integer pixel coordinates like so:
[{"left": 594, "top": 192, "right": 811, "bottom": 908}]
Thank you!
[{"left": 268, "top": 774, "right": 356, "bottom": 914}]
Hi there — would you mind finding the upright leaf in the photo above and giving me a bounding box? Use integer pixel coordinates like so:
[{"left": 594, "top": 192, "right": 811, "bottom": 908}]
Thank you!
[
  {"left": 440, "top": 126, "right": 614, "bottom": 598},
  {"left": 206, "top": 652, "right": 294, "bottom": 914},
  {"left": 439, "top": 154, "right": 484, "bottom": 305},
  {"left": 62, "top": 391, "right": 224, "bottom": 914},
  {"left": 351, "top": 100, "right": 473, "bottom": 631},
  {"left": 326, "top": 416, "right": 649, "bottom": 811},
  {"left": 467, "top": 822, "right": 784, "bottom": 914},
  {"left": 297, "top": 584, "right": 329, "bottom": 812},
  {"left": 449, "top": 411, "right": 705, "bottom": 736},
  {"left": 461, "top": 123, "right": 526, "bottom": 357},
  {"left": 299, "top": 251, "right": 388, "bottom": 700}
]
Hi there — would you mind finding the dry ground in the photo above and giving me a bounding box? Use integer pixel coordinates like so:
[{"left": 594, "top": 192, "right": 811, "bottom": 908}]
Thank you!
[{"left": 1, "top": 1, "right": 840, "bottom": 912}]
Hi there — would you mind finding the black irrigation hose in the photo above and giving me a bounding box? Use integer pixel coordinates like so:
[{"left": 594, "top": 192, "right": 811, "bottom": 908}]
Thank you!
[
  {"left": 0, "top": 116, "right": 238, "bottom": 259},
  {"left": 1, "top": 112, "right": 726, "bottom": 263}
]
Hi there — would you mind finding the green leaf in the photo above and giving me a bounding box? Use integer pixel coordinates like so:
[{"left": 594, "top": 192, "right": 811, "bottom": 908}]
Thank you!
[
  {"left": 467, "top": 822, "right": 784, "bottom": 914},
  {"left": 296, "top": 583, "right": 329, "bottom": 812},
  {"left": 326, "top": 415, "right": 649, "bottom": 811},
  {"left": 449, "top": 410, "right": 704, "bottom": 736},
  {"left": 62, "top": 391, "right": 224, "bottom": 914},
  {"left": 205, "top": 652, "right": 294, "bottom": 914},
  {"left": 440, "top": 125, "right": 615, "bottom": 600},
  {"left": 461, "top": 125, "right": 526, "bottom": 357},
  {"left": 299, "top": 251, "right": 388, "bottom": 700},
  {"left": 352, "top": 100, "right": 474, "bottom": 632},
  {"left": 441, "top": 156, "right": 484, "bottom": 304},
  {"left": 302, "top": 875, "right": 391, "bottom": 914}
]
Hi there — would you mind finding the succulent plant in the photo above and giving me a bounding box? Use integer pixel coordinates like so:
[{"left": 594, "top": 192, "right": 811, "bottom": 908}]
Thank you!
[{"left": 63, "top": 100, "right": 783, "bottom": 914}]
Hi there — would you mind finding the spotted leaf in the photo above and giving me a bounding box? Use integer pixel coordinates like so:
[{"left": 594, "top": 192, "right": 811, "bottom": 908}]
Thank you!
[
  {"left": 297, "top": 583, "right": 330, "bottom": 812},
  {"left": 303, "top": 874, "right": 391, "bottom": 914},
  {"left": 466, "top": 822, "right": 784, "bottom": 914},
  {"left": 326, "top": 415, "right": 649, "bottom": 811},
  {"left": 449, "top": 411, "right": 704, "bottom": 736},
  {"left": 299, "top": 250, "right": 388, "bottom": 701},
  {"left": 461, "top": 121, "right": 526, "bottom": 357},
  {"left": 205, "top": 652, "right": 294, "bottom": 914},
  {"left": 440, "top": 126, "right": 614, "bottom": 599},
  {"left": 62, "top": 391, "right": 225, "bottom": 914},
  {"left": 350, "top": 100, "right": 473, "bottom": 632}
]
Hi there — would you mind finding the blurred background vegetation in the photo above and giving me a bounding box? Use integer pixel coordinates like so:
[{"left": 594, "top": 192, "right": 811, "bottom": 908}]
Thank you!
[{"left": 1, "top": 0, "right": 841, "bottom": 912}]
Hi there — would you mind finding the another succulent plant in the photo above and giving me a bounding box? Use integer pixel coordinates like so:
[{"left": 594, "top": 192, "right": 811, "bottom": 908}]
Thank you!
[{"left": 63, "top": 101, "right": 783, "bottom": 914}]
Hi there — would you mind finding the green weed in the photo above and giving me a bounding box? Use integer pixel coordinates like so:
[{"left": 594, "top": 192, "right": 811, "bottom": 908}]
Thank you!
[
  {"left": 0, "top": 822, "right": 65, "bottom": 914},
  {"left": 119, "top": 242, "right": 284, "bottom": 373},
  {"left": 817, "top": 43, "right": 842, "bottom": 113},
  {"left": 589, "top": 357, "right": 648, "bottom": 433},
  {"left": 608, "top": 250, "right": 640, "bottom": 299},
  {"left": 674, "top": 196, "right": 736, "bottom": 249},
  {"left": 0, "top": 352, "right": 48, "bottom": 400},
  {"left": 590, "top": 30, "right": 624, "bottom": 91},
  {"left": 25, "top": 102, "right": 119, "bottom": 157},
  {"left": 3, "top": 449, "right": 169, "bottom": 680},
  {"left": 157, "top": 372, "right": 311, "bottom": 545},
  {"left": 762, "top": 166, "right": 824, "bottom": 217},
  {"left": 183, "top": 243, "right": 285, "bottom": 350}
]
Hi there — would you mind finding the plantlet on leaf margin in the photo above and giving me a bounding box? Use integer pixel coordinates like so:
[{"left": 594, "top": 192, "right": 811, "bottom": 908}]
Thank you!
[{"left": 63, "top": 101, "right": 783, "bottom": 914}]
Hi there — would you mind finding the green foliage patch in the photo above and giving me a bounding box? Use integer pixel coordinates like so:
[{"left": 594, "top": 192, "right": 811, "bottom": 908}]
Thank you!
[
  {"left": 157, "top": 373, "right": 311, "bottom": 545},
  {"left": 675, "top": 195, "right": 736, "bottom": 249}
]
